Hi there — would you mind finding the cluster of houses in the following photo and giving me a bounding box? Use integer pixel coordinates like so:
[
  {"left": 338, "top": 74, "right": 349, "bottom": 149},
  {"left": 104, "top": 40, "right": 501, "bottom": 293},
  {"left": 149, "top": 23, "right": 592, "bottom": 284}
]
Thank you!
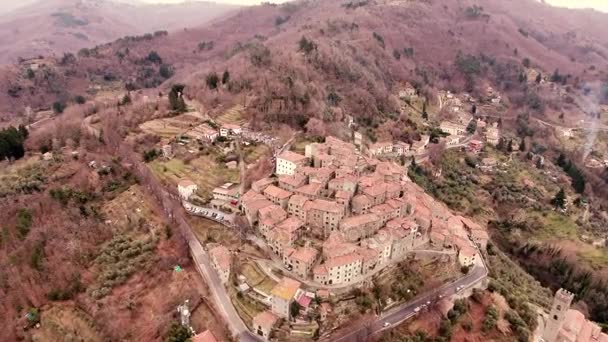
[
  {"left": 181, "top": 120, "right": 279, "bottom": 149},
  {"left": 184, "top": 122, "right": 243, "bottom": 142},
  {"left": 367, "top": 135, "right": 430, "bottom": 158},
  {"left": 240, "top": 137, "right": 487, "bottom": 287},
  {"left": 178, "top": 135, "right": 489, "bottom": 340}
]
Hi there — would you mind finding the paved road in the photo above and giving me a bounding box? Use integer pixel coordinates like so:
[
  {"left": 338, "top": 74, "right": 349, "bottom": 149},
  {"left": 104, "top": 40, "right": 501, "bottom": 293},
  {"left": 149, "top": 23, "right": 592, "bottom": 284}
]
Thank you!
[{"left": 327, "top": 264, "right": 487, "bottom": 342}]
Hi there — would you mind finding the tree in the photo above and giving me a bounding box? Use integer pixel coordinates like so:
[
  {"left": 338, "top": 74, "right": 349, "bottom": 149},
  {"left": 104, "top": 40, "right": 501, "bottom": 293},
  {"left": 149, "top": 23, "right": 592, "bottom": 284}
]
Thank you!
[
  {"left": 52, "top": 101, "right": 66, "bottom": 114},
  {"left": 551, "top": 188, "right": 566, "bottom": 209},
  {"left": 159, "top": 64, "right": 174, "bottom": 79},
  {"left": 119, "top": 94, "right": 132, "bottom": 106},
  {"left": 471, "top": 104, "right": 477, "bottom": 114},
  {"left": 222, "top": 70, "right": 230, "bottom": 84},
  {"left": 74, "top": 95, "right": 86, "bottom": 104},
  {"left": 290, "top": 301, "right": 301, "bottom": 319},
  {"left": 298, "top": 36, "right": 317, "bottom": 55},
  {"left": 466, "top": 120, "right": 477, "bottom": 134},
  {"left": 146, "top": 51, "right": 162, "bottom": 64},
  {"left": 206, "top": 72, "right": 219, "bottom": 90},
  {"left": 519, "top": 139, "right": 526, "bottom": 152},
  {"left": 507, "top": 139, "right": 513, "bottom": 153},
  {"left": 422, "top": 102, "right": 428, "bottom": 120},
  {"left": 393, "top": 49, "right": 401, "bottom": 60},
  {"left": 535, "top": 73, "right": 542, "bottom": 83},
  {"left": 169, "top": 84, "right": 187, "bottom": 112},
  {"left": 522, "top": 57, "right": 531, "bottom": 68},
  {"left": 0, "top": 126, "right": 28, "bottom": 160},
  {"left": 165, "top": 321, "right": 191, "bottom": 342}
]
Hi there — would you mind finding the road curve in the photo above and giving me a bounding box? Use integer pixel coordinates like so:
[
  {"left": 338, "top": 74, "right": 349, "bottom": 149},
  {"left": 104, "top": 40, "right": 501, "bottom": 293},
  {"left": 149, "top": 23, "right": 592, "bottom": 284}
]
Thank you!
[{"left": 327, "top": 264, "right": 487, "bottom": 342}]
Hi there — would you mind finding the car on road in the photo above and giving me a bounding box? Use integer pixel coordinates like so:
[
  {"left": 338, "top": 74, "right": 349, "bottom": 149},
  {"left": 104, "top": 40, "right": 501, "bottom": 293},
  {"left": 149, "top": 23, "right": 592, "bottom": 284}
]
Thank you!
[
  {"left": 414, "top": 307, "right": 421, "bottom": 313},
  {"left": 383, "top": 322, "right": 391, "bottom": 327}
]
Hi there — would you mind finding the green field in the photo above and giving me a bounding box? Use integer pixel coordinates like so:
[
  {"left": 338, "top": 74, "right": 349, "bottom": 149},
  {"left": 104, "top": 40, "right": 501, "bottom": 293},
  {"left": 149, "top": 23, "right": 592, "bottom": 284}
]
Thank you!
[
  {"left": 240, "top": 262, "right": 277, "bottom": 294},
  {"left": 149, "top": 156, "right": 239, "bottom": 198},
  {"left": 216, "top": 105, "right": 247, "bottom": 126}
]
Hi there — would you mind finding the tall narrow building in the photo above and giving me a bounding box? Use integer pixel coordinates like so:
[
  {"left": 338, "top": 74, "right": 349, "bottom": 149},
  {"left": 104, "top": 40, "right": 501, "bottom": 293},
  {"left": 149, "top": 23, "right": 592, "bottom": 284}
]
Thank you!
[{"left": 542, "top": 288, "right": 574, "bottom": 342}]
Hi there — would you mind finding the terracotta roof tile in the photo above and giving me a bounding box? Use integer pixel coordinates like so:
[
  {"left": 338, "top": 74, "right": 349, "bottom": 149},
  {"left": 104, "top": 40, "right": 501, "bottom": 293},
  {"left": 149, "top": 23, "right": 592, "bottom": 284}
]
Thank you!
[
  {"left": 253, "top": 311, "right": 279, "bottom": 330},
  {"left": 271, "top": 277, "right": 301, "bottom": 301}
]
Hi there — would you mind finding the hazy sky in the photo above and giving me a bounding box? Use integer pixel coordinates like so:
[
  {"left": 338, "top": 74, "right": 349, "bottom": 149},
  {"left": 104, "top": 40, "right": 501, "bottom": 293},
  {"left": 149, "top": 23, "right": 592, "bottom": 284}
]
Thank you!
[
  {"left": 131, "top": 0, "right": 607, "bottom": 11},
  {"left": 545, "top": 0, "right": 608, "bottom": 12}
]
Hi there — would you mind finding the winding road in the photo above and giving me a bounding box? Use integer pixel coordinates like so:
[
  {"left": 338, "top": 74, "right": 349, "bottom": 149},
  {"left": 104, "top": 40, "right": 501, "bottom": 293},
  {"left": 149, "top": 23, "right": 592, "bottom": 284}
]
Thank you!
[{"left": 327, "top": 264, "right": 488, "bottom": 342}]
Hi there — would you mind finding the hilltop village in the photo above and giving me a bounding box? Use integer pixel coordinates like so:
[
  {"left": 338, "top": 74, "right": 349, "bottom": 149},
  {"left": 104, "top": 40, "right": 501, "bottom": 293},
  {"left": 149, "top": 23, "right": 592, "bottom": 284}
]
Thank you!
[{"left": 179, "top": 134, "right": 489, "bottom": 339}]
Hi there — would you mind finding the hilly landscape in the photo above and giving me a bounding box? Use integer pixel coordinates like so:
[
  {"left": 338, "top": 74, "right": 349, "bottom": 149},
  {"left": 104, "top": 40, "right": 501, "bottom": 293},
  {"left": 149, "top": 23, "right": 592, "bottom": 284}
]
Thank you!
[
  {"left": 1, "top": 0, "right": 607, "bottom": 123},
  {"left": 1, "top": 0, "right": 608, "bottom": 341},
  {"left": 0, "top": 0, "right": 240, "bottom": 64}
]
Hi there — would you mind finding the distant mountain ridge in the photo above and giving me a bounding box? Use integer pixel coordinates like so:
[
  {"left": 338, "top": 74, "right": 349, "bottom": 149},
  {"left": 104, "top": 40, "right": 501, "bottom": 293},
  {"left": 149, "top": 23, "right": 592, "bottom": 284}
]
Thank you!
[{"left": 0, "top": 0, "right": 240, "bottom": 64}]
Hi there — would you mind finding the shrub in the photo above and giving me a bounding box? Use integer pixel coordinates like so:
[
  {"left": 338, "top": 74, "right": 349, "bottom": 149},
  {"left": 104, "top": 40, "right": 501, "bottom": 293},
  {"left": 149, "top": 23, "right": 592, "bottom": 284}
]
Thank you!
[
  {"left": 403, "top": 47, "right": 415, "bottom": 58},
  {"left": 165, "top": 321, "right": 191, "bottom": 342},
  {"left": 16, "top": 208, "right": 33, "bottom": 238},
  {"left": 159, "top": 64, "right": 174, "bottom": 79},
  {"left": 206, "top": 72, "right": 220, "bottom": 90},
  {"left": 74, "top": 95, "right": 86, "bottom": 104},
  {"left": 146, "top": 51, "right": 162, "bottom": 64},
  {"left": 222, "top": 70, "right": 230, "bottom": 84},
  {"left": 275, "top": 15, "right": 290, "bottom": 26},
  {"left": 198, "top": 41, "right": 214, "bottom": 51},
  {"left": 249, "top": 43, "right": 271, "bottom": 67},
  {"left": 52, "top": 101, "right": 67, "bottom": 114},
  {"left": 298, "top": 36, "right": 317, "bottom": 55},
  {"left": 465, "top": 5, "right": 484, "bottom": 18},
  {"left": 372, "top": 32, "right": 385, "bottom": 49},
  {"left": 456, "top": 53, "right": 482, "bottom": 75},
  {"left": 342, "top": 0, "right": 369, "bottom": 9},
  {"left": 143, "top": 149, "right": 160, "bottom": 163},
  {"left": 393, "top": 49, "right": 401, "bottom": 60},
  {"left": 30, "top": 242, "right": 45, "bottom": 270}
]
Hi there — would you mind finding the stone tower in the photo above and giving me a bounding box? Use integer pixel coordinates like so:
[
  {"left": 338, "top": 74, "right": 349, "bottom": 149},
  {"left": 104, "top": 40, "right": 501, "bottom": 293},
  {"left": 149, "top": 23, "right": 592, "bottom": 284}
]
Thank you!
[{"left": 542, "top": 288, "right": 574, "bottom": 342}]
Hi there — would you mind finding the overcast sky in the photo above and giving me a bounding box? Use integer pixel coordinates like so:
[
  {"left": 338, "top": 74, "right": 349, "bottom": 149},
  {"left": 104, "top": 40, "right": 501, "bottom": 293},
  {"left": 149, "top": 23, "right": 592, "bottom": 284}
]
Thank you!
[{"left": 129, "top": 0, "right": 608, "bottom": 11}]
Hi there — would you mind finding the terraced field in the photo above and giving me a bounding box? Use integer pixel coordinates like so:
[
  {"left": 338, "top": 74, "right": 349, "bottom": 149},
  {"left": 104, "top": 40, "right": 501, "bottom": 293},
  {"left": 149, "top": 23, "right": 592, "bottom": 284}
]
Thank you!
[{"left": 149, "top": 155, "right": 239, "bottom": 198}]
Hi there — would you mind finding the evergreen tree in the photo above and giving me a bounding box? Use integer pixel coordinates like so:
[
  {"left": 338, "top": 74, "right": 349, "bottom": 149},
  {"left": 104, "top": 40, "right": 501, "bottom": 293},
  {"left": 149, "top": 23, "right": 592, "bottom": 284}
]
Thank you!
[
  {"left": 0, "top": 126, "right": 28, "bottom": 160},
  {"left": 422, "top": 102, "right": 428, "bottom": 120},
  {"left": 557, "top": 153, "right": 567, "bottom": 167},
  {"left": 206, "top": 72, "right": 219, "bottom": 90},
  {"left": 222, "top": 69, "right": 230, "bottom": 84},
  {"left": 496, "top": 138, "right": 505, "bottom": 151},
  {"left": 551, "top": 188, "right": 566, "bottom": 209},
  {"left": 168, "top": 84, "right": 187, "bottom": 113},
  {"left": 519, "top": 139, "right": 526, "bottom": 152}
]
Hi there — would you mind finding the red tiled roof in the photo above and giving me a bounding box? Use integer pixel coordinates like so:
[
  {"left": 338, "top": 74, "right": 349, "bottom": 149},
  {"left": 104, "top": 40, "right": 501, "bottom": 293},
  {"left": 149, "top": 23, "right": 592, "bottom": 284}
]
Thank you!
[
  {"left": 209, "top": 245, "right": 231, "bottom": 272},
  {"left": 325, "top": 252, "right": 362, "bottom": 269},
  {"left": 264, "top": 185, "right": 293, "bottom": 200},
  {"left": 288, "top": 194, "right": 309, "bottom": 207},
  {"left": 278, "top": 150, "right": 307, "bottom": 163},
  {"left": 253, "top": 311, "right": 279, "bottom": 330},
  {"left": 286, "top": 246, "right": 318, "bottom": 264},
  {"left": 191, "top": 330, "right": 219, "bottom": 342}
]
